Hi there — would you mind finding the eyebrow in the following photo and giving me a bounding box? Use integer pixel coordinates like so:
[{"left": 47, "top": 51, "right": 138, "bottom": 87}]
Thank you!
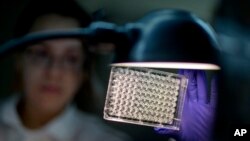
[{"left": 26, "top": 41, "right": 49, "bottom": 50}]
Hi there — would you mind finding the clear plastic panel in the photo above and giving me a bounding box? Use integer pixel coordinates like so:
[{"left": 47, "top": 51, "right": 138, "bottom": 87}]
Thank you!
[{"left": 103, "top": 66, "right": 188, "bottom": 130}]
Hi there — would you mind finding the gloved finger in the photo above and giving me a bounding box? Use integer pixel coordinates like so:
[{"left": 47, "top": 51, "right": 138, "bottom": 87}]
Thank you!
[
  {"left": 178, "top": 69, "right": 198, "bottom": 102},
  {"left": 154, "top": 127, "right": 177, "bottom": 135},
  {"left": 177, "top": 69, "right": 185, "bottom": 76},
  {"left": 196, "top": 70, "right": 208, "bottom": 104},
  {"left": 154, "top": 127, "right": 180, "bottom": 140},
  {"left": 210, "top": 75, "right": 218, "bottom": 106}
]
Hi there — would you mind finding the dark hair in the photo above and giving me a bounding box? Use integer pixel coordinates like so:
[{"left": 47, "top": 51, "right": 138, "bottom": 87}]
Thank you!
[
  {"left": 14, "top": 0, "right": 91, "bottom": 38},
  {"left": 13, "top": 0, "right": 97, "bottom": 113}
]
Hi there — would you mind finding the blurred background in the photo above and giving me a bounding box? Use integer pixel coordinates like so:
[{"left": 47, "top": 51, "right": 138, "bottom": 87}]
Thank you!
[
  {"left": 1, "top": 0, "right": 250, "bottom": 141},
  {"left": 0, "top": 0, "right": 219, "bottom": 44}
]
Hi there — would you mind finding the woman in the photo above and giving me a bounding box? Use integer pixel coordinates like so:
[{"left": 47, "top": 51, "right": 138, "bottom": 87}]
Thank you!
[{"left": 0, "top": 0, "right": 130, "bottom": 141}]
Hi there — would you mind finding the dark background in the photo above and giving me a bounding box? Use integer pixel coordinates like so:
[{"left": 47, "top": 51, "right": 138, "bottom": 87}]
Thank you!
[{"left": 1, "top": 0, "right": 250, "bottom": 141}]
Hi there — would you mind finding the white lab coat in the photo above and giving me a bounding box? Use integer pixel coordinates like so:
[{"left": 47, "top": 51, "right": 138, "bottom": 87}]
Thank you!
[{"left": 0, "top": 95, "right": 131, "bottom": 141}]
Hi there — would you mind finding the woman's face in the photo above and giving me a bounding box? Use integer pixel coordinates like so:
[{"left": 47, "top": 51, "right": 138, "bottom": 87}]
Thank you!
[{"left": 20, "top": 14, "right": 85, "bottom": 112}]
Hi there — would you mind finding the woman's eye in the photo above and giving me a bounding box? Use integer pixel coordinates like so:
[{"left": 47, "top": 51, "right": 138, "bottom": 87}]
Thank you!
[
  {"left": 64, "top": 55, "right": 82, "bottom": 68},
  {"left": 26, "top": 49, "right": 49, "bottom": 63},
  {"left": 33, "top": 50, "right": 49, "bottom": 58},
  {"left": 65, "top": 56, "right": 79, "bottom": 64}
]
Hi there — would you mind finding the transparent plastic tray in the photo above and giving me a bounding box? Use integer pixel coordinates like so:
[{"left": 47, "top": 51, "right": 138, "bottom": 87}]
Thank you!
[{"left": 103, "top": 66, "right": 188, "bottom": 130}]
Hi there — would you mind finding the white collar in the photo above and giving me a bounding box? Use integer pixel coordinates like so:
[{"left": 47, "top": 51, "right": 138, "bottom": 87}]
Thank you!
[{"left": 0, "top": 95, "right": 79, "bottom": 140}]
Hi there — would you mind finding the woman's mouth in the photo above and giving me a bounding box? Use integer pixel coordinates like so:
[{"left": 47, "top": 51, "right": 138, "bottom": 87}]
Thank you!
[{"left": 41, "top": 85, "right": 60, "bottom": 94}]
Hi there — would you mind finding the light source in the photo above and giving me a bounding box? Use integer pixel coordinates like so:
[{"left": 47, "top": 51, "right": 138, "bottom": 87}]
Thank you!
[{"left": 112, "top": 9, "right": 221, "bottom": 70}]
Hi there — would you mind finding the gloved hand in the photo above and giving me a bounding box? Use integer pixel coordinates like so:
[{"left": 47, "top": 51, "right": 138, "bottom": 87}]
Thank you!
[{"left": 155, "top": 70, "right": 218, "bottom": 141}]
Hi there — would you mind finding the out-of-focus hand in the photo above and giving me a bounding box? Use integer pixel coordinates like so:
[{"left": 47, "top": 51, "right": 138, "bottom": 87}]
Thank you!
[{"left": 155, "top": 70, "right": 218, "bottom": 141}]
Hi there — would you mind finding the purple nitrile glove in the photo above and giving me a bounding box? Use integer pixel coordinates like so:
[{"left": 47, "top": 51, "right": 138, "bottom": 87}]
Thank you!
[{"left": 155, "top": 70, "right": 218, "bottom": 141}]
